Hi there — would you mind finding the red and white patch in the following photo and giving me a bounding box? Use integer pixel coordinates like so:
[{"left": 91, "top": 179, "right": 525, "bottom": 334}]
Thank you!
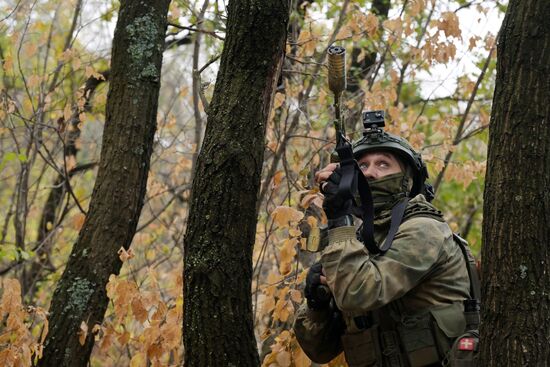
[{"left": 458, "top": 337, "right": 475, "bottom": 351}]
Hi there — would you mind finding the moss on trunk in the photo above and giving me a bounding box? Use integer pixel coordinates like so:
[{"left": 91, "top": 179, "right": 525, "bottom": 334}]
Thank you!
[
  {"left": 183, "top": 1, "right": 289, "bottom": 366},
  {"left": 38, "top": 1, "right": 170, "bottom": 366},
  {"left": 481, "top": 0, "right": 550, "bottom": 365}
]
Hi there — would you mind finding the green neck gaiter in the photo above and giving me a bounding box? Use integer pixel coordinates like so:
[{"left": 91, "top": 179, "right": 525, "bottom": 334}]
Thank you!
[{"left": 368, "top": 172, "right": 409, "bottom": 213}]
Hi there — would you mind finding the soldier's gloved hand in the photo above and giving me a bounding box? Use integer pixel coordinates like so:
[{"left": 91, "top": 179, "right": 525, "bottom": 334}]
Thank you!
[
  {"left": 305, "top": 263, "right": 331, "bottom": 310},
  {"left": 321, "top": 167, "right": 353, "bottom": 228}
]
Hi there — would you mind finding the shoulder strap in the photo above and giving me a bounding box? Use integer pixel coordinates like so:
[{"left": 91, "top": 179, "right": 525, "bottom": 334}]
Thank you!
[
  {"left": 453, "top": 233, "right": 481, "bottom": 330},
  {"left": 335, "top": 139, "right": 409, "bottom": 255}
]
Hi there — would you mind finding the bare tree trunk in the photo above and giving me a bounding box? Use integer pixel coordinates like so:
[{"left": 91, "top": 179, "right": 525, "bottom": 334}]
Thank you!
[
  {"left": 38, "top": 1, "right": 170, "bottom": 366},
  {"left": 481, "top": 0, "right": 550, "bottom": 365},
  {"left": 182, "top": 0, "right": 289, "bottom": 365}
]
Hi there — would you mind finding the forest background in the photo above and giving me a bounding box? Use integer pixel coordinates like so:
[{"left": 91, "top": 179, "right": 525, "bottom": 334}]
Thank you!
[{"left": 0, "top": 0, "right": 505, "bottom": 365}]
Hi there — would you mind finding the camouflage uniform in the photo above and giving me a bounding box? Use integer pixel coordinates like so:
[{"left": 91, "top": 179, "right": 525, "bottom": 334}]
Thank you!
[{"left": 294, "top": 194, "right": 470, "bottom": 366}]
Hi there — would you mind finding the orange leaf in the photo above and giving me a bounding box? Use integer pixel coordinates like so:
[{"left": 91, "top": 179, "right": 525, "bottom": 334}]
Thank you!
[
  {"left": 72, "top": 213, "right": 85, "bottom": 230},
  {"left": 272, "top": 170, "right": 284, "bottom": 188},
  {"left": 131, "top": 297, "right": 148, "bottom": 323},
  {"left": 290, "top": 289, "right": 302, "bottom": 303},
  {"left": 271, "top": 206, "right": 304, "bottom": 228},
  {"left": 118, "top": 331, "right": 130, "bottom": 346}
]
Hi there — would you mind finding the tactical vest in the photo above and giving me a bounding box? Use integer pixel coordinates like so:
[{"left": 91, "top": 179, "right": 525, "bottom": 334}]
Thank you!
[{"left": 339, "top": 207, "right": 481, "bottom": 367}]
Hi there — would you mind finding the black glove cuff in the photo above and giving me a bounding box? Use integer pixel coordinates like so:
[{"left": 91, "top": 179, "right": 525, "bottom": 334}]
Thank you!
[{"left": 327, "top": 215, "right": 354, "bottom": 229}]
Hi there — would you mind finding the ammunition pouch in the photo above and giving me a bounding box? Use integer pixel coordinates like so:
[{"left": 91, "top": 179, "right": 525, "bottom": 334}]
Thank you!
[
  {"left": 397, "top": 312, "right": 439, "bottom": 366},
  {"left": 396, "top": 303, "right": 465, "bottom": 366},
  {"left": 341, "top": 327, "right": 382, "bottom": 367},
  {"left": 341, "top": 303, "right": 466, "bottom": 367}
]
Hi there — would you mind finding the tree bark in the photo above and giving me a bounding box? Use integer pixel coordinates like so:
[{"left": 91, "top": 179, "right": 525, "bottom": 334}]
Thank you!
[
  {"left": 182, "top": 0, "right": 289, "bottom": 366},
  {"left": 38, "top": 1, "right": 170, "bottom": 366},
  {"left": 481, "top": 0, "right": 550, "bottom": 365}
]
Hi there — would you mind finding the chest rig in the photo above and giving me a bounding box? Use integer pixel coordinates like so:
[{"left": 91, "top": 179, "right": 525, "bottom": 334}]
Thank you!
[{"left": 340, "top": 206, "right": 481, "bottom": 367}]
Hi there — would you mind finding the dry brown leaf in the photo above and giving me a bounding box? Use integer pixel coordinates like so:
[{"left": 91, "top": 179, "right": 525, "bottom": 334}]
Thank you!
[
  {"left": 276, "top": 350, "right": 291, "bottom": 367},
  {"left": 78, "top": 321, "right": 88, "bottom": 346},
  {"left": 271, "top": 206, "right": 304, "bottom": 228}
]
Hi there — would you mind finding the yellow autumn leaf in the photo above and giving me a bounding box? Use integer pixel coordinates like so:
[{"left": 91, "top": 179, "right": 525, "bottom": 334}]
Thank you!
[
  {"left": 118, "top": 247, "right": 135, "bottom": 262},
  {"left": 297, "top": 30, "right": 316, "bottom": 56},
  {"left": 271, "top": 206, "right": 304, "bottom": 228},
  {"left": 306, "top": 216, "right": 318, "bottom": 227},
  {"left": 277, "top": 330, "right": 292, "bottom": 342},
  {"left": 300, "top": 193, "right": 320, "bottom": 209},
  {"left": 292, "top": 345, "right": 311, "bottom": 367},
  {"left": 262, "top": 295, "right": 276, "bottom": 314},
  {"left": 288, "top": 227, "right": 302, "bottom": 237},
  {"left": 267, "top": 272, "right": 284, "bottom": 285},
  {"left": 327, "top": 352, "right": 348, "bottom": 366},
  {"left": 130, "top": 352, "right": 147, "bottom": 367},
  {"left": 273, "top": 93, "right": 285, "bottom": 110},
  {"left": 279, "top": 237, "right": 298, "bottom": 270}
]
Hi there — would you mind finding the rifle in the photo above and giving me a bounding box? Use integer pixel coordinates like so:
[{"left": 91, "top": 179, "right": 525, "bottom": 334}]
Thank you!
[
  {"left": 309, "top": 45, "right": 354, "bottom": 303},
  {"left": 305, "top": 45, "right": 349, "bottom": 254}
]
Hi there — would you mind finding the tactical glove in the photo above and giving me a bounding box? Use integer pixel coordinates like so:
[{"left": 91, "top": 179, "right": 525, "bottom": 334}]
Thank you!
[
  {"left": 321, "top": 167, "right": 354, "bottom": 228},
  {"left": 305, "top": 263, "right": 332, "bottom": 310}
]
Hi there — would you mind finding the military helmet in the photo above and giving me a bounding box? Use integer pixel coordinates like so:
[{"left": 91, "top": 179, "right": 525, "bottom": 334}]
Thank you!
[{"left": 352, "top": 110, "right": 431, "bottom": 199}]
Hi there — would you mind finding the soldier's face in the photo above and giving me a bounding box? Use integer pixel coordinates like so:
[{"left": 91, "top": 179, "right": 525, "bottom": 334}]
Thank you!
[{"left": 357, "top": 151, "right": 402, "bottom": 180}]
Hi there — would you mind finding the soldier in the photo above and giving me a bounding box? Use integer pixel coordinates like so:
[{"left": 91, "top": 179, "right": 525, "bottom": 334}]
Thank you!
[{"left": 294, "top": 122, "right": 472, "bottom": 367}]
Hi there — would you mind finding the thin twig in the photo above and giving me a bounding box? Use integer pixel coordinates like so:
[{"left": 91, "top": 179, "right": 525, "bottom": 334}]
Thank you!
[
  {"left": 168, "top": 22, "right": 225, "bottom": 40},
  {"left": 432, "top": 45, "right": 495, "bottom": 192}
]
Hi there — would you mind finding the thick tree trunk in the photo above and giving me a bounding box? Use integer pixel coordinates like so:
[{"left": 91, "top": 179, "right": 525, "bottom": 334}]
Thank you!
[
  {"left": 183, "top": 1, "right": 289, "bottom": 366},
  {"left": 481, "top": 0, "right": 550, "bottom": 365},
  {"left": 38, "top": 1, "right": 170, "bottom": 366}
]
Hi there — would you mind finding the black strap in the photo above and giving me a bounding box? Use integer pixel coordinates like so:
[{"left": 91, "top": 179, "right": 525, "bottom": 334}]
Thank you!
[
  {"left": 378, "top": 197, "right": 409, "bottom": 254},
  {"left": 453, "top": 234, "right": 481, "bottom": 302},
  {"left": 334, "top": 132, "right": 408, "bottom": 255},
  {"left": 453, "top": 233, "right": 481, "bottom": 329}
]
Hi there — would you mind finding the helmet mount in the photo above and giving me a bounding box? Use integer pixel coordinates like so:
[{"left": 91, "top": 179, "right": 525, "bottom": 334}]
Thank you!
[{"left": 353, "top": 110, "right": 433, "bottom": 200}]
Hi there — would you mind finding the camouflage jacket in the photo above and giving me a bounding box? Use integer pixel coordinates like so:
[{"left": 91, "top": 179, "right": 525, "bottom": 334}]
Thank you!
[{"left": 294, "top": 194, "right": 470, "bottom": 364}]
